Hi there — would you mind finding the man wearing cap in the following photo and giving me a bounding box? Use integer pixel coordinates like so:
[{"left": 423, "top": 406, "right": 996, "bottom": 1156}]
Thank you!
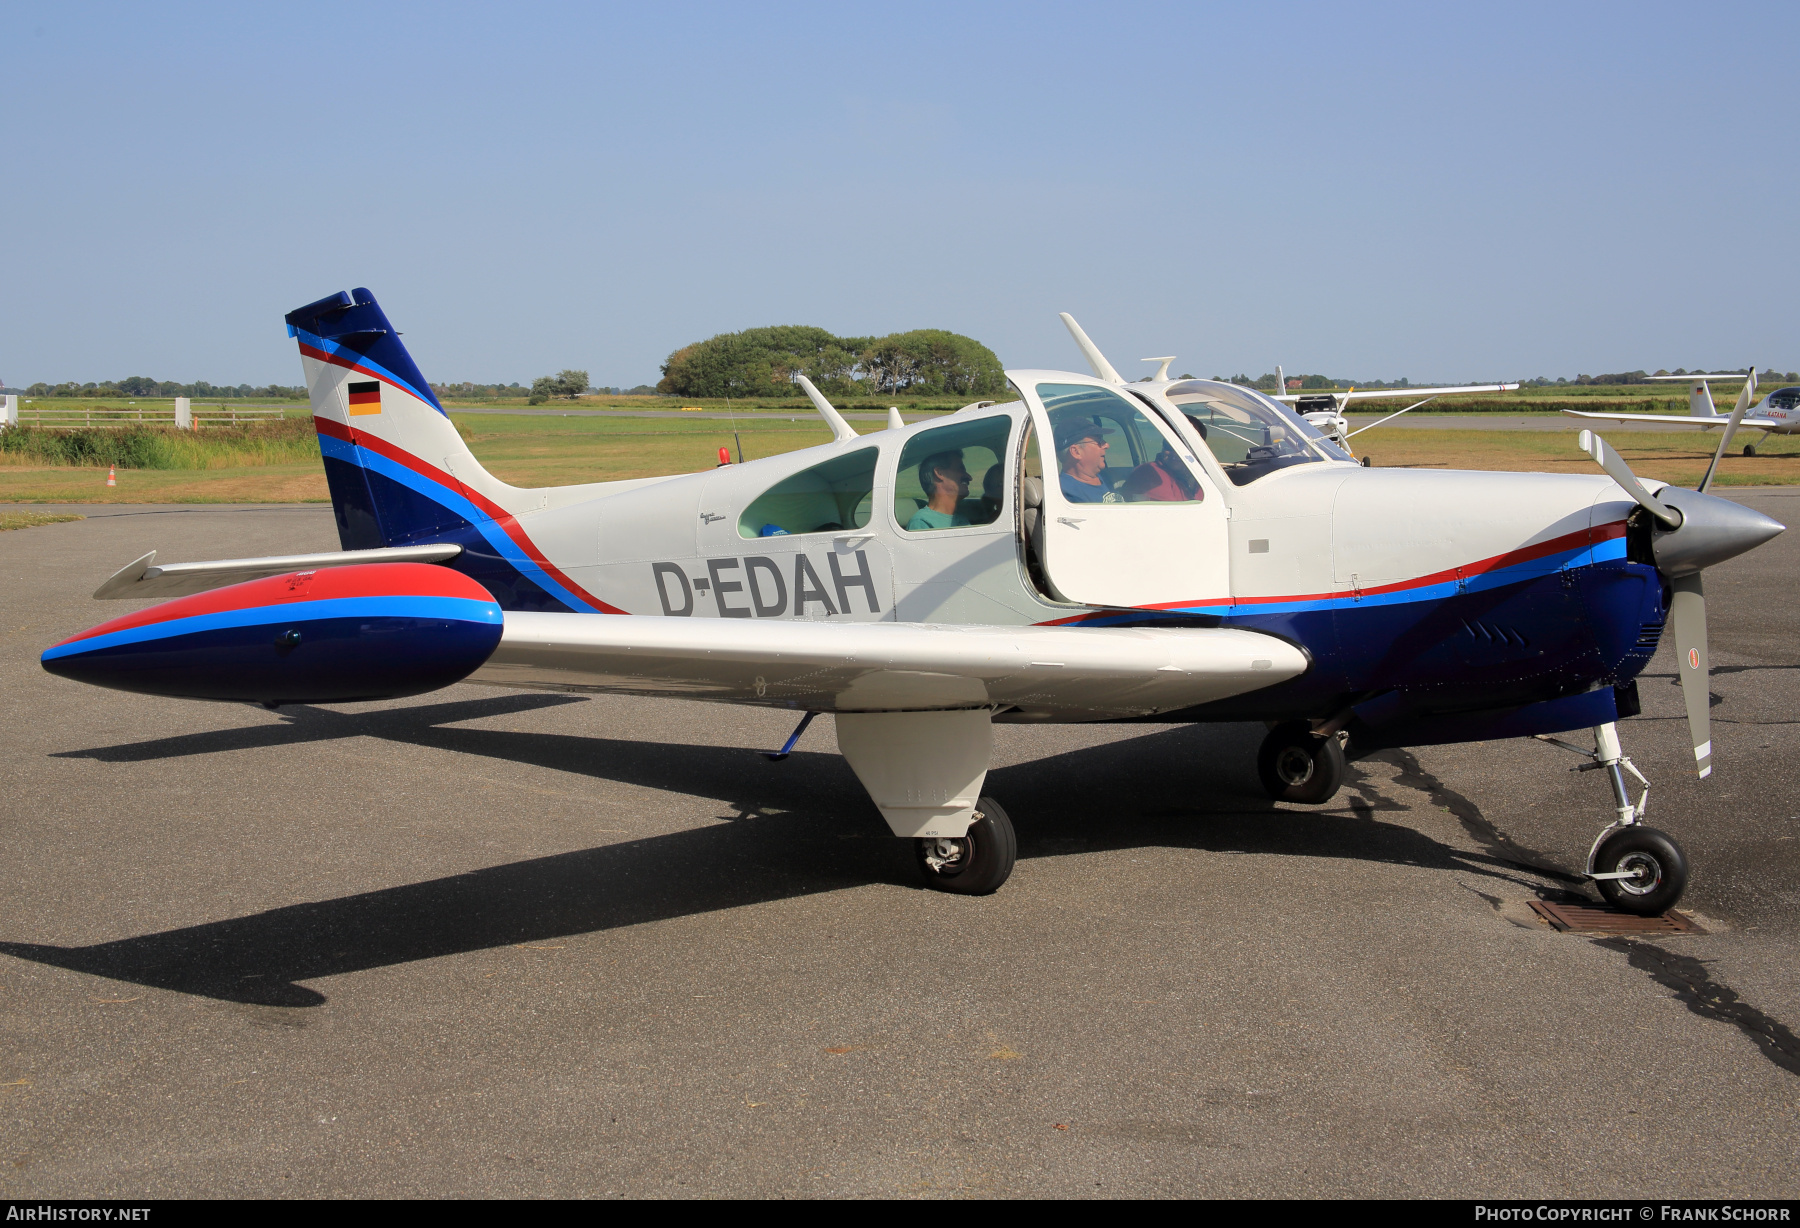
[{"left": 1055, "top": 417, "right": 1121, "bottom": 504}]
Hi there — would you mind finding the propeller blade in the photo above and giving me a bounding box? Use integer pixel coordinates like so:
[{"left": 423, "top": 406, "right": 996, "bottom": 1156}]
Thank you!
[
  {"left": 1731, "top": 368, "right": 1758, "bottom": 416},
  {"left": 1668, "top": 573, "right": 1711, "bottom": 778},
  {"left": 1698, "top": 367, "right": 1756, "bottom": 494},
  {"left": 1576, "top": 429, "right": 1682, "bottom": 528}
]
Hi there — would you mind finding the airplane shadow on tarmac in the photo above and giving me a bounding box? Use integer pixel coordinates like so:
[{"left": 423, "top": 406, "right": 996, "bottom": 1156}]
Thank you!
[{"left": 2, "top": 695, "right": 1548, "bottom": 1008}]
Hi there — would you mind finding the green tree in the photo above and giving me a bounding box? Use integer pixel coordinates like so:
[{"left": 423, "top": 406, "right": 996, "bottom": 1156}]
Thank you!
[{"left": 659, "top": 325, "right": 1004, "bottom": 398}]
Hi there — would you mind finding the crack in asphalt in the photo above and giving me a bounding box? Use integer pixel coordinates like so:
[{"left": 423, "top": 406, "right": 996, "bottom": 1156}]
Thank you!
[
  {"left": 1594, "top": 938, "right": 1800, "bottom": 1079},
  {"left": 1377, "top": 748, "right": 1581, "bottom": 883},
  {"left": 1372, "top": 750, "right": 1800, "bottom": 1082}
]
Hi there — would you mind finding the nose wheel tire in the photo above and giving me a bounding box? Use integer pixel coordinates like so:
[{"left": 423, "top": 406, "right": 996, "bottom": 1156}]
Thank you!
[
  {"left": 1593, "top": 826, "right": 1689, "bottom": 915},
  {"left": 916, "top": 797, "right": 1016, "bottom": 895},
  {"left": 1257, "top": 722, "right": 1346, "bottom": 805}
]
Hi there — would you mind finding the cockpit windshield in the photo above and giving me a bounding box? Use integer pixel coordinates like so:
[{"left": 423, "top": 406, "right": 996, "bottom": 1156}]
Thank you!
[{"left": 1160, "top": 380, "right": 1349, "bottom": 484}]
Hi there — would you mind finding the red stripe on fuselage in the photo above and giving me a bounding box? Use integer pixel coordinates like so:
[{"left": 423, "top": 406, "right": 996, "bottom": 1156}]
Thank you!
[
  {"left": 1035, "top": 519, "right": 1631, "bottom": 625},
  {"left": 52, "top": 563, "right": 496, "bottom": 647},
  {"left": 313, "top": 416, "right": 626, "bottom": 615}
]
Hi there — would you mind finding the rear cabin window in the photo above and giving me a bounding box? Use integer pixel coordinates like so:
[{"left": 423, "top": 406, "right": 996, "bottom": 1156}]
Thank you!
[
  {"left": 738, "top": 447, "right": 877, "bottom": 539},
  {"left": 1035, "top": 383, "right": 1204, "bottom": 504},
  {"left": 894, "top": 416, "right": 1013, "bottom": 532}
]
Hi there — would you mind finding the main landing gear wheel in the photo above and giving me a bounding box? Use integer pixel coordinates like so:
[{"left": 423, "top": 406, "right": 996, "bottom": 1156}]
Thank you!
[
  {"left": 1257, "top": 722, "right": 1346, "bottom": 805},
  {"left": 916, "top": 797, "right": 1016, "bottom": 895},
  {"left": 1593, "top": 826, "right": 1689, "bottom": 915},
  {"left": 1743, "top": 443, "right": 1757, "bottom": 457}
]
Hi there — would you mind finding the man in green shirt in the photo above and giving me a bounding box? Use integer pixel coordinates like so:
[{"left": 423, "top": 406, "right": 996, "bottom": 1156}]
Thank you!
[{"left": 906, "top": 449, "right": 972, "bottom": 531}]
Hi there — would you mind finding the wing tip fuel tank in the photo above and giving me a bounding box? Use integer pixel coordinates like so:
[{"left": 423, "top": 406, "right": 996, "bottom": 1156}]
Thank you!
[{"left": 42, "top": 563, "right": 504, "bottom": 705}]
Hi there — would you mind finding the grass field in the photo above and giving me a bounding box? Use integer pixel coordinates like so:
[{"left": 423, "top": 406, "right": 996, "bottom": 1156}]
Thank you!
[
  {"left": 1350, "top": 429, "right": 1799, "bottom": 487},
  {"left": 0, "top": 510, "right": 84, "bottom": 530},
  {"left": 0, "top": 414, "right": 865, "bottom": 503},
  {"left": 3, "top": 401, "right": 1795, "bottom": 504}
]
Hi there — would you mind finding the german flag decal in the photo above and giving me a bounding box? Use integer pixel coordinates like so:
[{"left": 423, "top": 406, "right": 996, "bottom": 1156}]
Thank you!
[{"left": 346, "top": 380, "right": 382, "bottom": 416}]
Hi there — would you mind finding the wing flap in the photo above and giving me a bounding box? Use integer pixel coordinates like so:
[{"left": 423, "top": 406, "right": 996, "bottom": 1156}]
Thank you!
[
  {"left": 94, "top": 543, "right": 464, "bottom": 599},
  {"left": 472, "top": 613, "right": 1308, "bottom": 719}
]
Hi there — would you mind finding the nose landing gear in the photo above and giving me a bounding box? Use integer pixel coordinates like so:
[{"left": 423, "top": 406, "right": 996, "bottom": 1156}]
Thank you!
[{"left": 1536, "top": 721, "right": 1690, "bottom": 915}]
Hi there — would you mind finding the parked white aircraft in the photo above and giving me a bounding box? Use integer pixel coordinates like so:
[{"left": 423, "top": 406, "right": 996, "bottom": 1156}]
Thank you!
[
  {"left": 1564, "top": 371, "right": 1800, "bottom": 455},
  {"left": 41, "top": 291, "right": 1785, "bottom": 915},
  {"left": 1260, "top": 365, "right": 1521, "bottom": 461}
]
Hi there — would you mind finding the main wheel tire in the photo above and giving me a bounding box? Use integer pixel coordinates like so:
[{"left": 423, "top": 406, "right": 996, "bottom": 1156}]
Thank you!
[
  {"left": 916, "top": 796, "right": 1017, "bottom": 895},
  {"left": 1743, "top": 443, "right": 1757, "bottom": 457},
  {"left": 1257, "top": 722, "right": 1346, "bottom": 805},
  {"left": 1360, "top": 456, "right": 1372, "bottom": 467},
  {"left": 1593, "top": 826, "right": 1689, "bottom": 915}
]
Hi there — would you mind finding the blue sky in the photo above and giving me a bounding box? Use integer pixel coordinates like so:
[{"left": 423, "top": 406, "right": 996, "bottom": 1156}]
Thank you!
[{"left": 3, "top": 1, "right": 1795, "bottom": 388}]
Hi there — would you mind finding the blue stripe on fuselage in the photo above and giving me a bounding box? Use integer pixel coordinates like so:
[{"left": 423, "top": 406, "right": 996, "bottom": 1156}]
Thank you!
[{"left": 317, "top": 433, "right": 595, "bottom": 613}]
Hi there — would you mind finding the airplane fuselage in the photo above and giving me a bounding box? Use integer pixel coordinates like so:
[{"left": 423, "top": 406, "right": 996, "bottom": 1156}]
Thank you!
[{"left": 317, "top": 380, "right": 1667, "bottom": 742}]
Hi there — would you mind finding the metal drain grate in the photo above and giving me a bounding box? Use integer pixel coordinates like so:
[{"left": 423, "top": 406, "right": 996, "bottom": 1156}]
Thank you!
[{"left": 1529, "top": 900, "right": 1704, "bottom": 935}]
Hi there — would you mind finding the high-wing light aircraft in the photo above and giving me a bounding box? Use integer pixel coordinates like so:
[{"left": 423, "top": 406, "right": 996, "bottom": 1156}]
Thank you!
[
  {"left": 1565, "top": 371, "right": 1800, "bottom": 456},
  {"left": 40, "top": 290, "right": 1786, "bottom": 911},
  {"left": 1251, "top": 364, "right": 1522, "bottom": 461}
]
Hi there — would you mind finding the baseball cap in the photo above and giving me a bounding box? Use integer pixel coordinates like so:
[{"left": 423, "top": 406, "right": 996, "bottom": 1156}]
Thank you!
[{"left": 1053, "top": 416, "right": 1114, "bottom": 450}]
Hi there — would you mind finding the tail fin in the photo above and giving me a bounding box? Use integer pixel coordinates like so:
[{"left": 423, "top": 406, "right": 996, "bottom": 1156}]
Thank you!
[
  {"left": 1689, "top": 379, "right": 1719, "bottom": 417},
  {"left": 287, "top": 289, "right": 520, "bottom": 551},
  {"left": 287, "top": 289, "right": 623, "bottom": 615}
]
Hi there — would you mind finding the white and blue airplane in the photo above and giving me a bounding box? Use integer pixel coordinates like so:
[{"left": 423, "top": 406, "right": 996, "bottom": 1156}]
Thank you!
[
  {"left": 1565, "top": 370, "right": 1800, "bottom": 456},
  {"left": 41, "top": 290, "right": 1786, "bottom": 911}
]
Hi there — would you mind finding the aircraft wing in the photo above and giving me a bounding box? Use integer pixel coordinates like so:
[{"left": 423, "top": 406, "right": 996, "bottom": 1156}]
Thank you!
[
  {"left": 93, "top": 544, "right": 464, "bottom": 599},
  {"left": 1561, "top": 409, "right": 1782, "bottom": 429},
  {"left": 472, "top": 613, "right": 1308, "bottom": 720},
  {"left": 1272, "top": 383, "right": 1519, "bottom": 402}
]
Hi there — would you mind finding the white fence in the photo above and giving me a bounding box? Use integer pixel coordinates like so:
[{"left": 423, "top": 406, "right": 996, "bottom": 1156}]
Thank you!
[{"left": 2, "top": 396, "right": 289, "bottom": 429}]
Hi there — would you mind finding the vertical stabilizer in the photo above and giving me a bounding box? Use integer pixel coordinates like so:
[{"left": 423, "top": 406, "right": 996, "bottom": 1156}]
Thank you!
[
  {"left": 287, "top": 289, "right": 525, "bottom": 551},
  {"left": 285, "top": 289, "right": 619, "bottom": 615},
  {"left": 1689, "top": 380, "right": 1718, "bottom": 417}
]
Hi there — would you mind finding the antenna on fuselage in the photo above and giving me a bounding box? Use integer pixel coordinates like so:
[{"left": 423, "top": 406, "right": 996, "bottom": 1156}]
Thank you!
[
  {"left": 1059, "top": 313, "right": 1124, "bottom": 384},
  {"left": 796, "top": 375, "right": 859, "bottom": 444},
  {"left": 1140, "top": 357, "right": 1176, "bottom": 382}
]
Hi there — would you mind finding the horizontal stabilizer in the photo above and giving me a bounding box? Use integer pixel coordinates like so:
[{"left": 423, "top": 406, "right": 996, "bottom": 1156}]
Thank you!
[
  {"left": 473, "top": 614, "right": 1307, "bottom": 719},
  {"left": 94, "top": 543, "right": 463, "bottom": 600}
]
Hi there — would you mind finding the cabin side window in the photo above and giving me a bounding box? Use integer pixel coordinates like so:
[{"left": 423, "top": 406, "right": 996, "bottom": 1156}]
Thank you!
[
  {"left": 894, "top": 416, "right": 1014, "bottom": 532},
  {"left": 1035, "top": 383, "right": 1205, "bottom": 504},
  {"left": 737, "top": 447, "right": 878, "bottom": 539}
]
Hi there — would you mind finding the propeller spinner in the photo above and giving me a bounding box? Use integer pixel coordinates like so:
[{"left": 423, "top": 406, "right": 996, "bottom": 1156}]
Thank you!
[{"left": 1576, "top": 426, "right": 1784, "bottom": 777}]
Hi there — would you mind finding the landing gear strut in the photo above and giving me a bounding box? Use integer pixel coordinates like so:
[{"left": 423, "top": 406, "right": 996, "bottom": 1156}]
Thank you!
[
  {"left": 1257, "top": 721, "right": 1346, "bottom": 804},
  {"left": 1536, "top": 721, "right": 1689, "bottom": 915}
]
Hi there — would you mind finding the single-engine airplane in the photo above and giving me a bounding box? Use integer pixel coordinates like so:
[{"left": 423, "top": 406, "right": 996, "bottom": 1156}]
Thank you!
[
  {"left": 1565, "top": 370, "right": 1800, "bottom": 456},
  {"left": 40, "top": 290, "right": 1786, "bottom": 910},
  {"left": 1262, "top": 362, "right": 1521, "bottom": 461}
]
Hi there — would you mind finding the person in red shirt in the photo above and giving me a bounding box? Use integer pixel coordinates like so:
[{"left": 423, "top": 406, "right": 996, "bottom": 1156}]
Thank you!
[{"left": 1121, "top": 441, "right": 1201, "bottom": 502}]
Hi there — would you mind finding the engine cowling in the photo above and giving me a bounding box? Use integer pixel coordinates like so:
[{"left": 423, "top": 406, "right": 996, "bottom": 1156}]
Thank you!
[{"left": 42, "top": 563, "right": 504, "bottom": 705}]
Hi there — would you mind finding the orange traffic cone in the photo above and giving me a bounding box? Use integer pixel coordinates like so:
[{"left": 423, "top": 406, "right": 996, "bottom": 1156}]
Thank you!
[{"left": 106, "top": 466, "right": 116, "bottom": 487}]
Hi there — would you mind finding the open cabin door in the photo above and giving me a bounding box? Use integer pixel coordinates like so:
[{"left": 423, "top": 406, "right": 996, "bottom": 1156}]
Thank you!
[{"left": 1017, "top": 373, "right": 1231, "bottom": 611}]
